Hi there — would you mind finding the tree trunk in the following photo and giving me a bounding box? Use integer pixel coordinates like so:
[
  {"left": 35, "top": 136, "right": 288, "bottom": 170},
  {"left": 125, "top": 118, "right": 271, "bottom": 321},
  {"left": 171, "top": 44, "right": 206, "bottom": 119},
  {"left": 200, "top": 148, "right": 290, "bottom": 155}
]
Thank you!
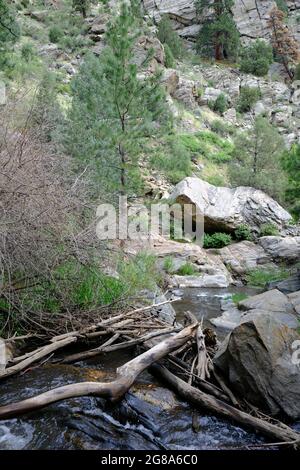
[{"left": 152, "top": 364, "right": 300, "bottom": 448}]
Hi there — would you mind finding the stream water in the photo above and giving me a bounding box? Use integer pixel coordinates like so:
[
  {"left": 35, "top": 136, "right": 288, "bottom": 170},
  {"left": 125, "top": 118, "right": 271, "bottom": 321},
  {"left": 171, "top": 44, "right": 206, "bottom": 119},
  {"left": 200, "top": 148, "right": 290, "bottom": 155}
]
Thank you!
[{"left": 0, "top": 287, "right": 267, "bottom": 450}]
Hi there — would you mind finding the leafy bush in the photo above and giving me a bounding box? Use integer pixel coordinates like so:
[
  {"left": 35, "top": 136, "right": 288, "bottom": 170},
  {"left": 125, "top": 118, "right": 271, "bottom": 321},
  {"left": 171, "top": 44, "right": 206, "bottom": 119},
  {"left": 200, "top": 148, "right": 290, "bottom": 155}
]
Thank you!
[
  {"left": 245, "top": 268, "right": 288, "bottom": 287},
  {"left": 259, "top": 223, "right": 279, "bottom": 237},
  {"left": 205, "top": 174, "right": 226, "bottom": 186},
  {"left": 176, "top": 262, "right": 197, "bottom": 276},
  {"left": 163, "top": 256, "right": 175, "bottom": 273},
  {"left": 164, "top": 43, "right": 175, "bottom": 68},
  {"left": 203, "top": 232, "right": 232, "bottom": 248},
  {"left": 49, "top": 25, "right": 64, "bottom": 43},
  {"left": 234, "top": 224, "right": 252, "bottom": 241},
  {"left": 150, "top": 135, "right": 192, "bottom": 184},
  {"left": 231, "top": 293, "right": 248, "bottom": 304},
  {"left": 275, "top": 0, "right": 288, "bottom": 14},
  {"left": 157, "top": 15, "right": 183, "bottom": 59},
  {"left": 294, "top": 63, "right": 300, "bottom": 81},
  {"left": 21, "top": 42, "right": 36, "bottom": 61},
  {"left": 212, "top": 93, "right": 228, "bottom": 114},
  {"left": 239, "top": 40, "right": 273, "bottom": 77},
  {"left": 178, "top": 134, "right": 204, "bottom": 153},
  {"left": 210, "top": 119, "right": 236, "bottom": 137},
  {"left": 236, "top": 86, "right": 261, "bottom": 113}
]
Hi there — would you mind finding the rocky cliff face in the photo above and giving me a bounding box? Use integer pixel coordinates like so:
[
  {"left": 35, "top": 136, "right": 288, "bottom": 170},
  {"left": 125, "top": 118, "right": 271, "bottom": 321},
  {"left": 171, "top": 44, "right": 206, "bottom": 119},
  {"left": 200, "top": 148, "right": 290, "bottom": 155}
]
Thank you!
[{"left": 142, "top": 0, "right": 300, "bottom": 44}]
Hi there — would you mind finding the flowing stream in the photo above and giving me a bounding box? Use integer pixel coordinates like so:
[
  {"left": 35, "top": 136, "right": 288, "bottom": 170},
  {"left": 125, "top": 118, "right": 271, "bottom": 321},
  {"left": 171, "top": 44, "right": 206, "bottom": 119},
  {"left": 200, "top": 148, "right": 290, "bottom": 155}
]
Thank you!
[{"left": 0, "top": 288, "right": 268, "bottom": 450}]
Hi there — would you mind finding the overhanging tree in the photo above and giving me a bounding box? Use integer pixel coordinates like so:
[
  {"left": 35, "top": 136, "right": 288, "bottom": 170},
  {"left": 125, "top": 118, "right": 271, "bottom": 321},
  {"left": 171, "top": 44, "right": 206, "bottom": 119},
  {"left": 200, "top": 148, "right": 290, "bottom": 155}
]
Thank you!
[
  {"left": 65, "top": 0, "right": 170, "bottom": 200},
  {"left": 196, "top": 0, "right": 240, "bottom": 61}
]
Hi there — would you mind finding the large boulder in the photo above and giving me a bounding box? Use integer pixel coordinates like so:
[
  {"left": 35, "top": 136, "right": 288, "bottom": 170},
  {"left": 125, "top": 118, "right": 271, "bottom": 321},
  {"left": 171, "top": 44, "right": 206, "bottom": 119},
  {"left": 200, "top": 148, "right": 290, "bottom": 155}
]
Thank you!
[
  {"left": 170, "top": 177, "right": 291, "bottom": 233},
  {"left": 238, "top": 289, "right": 295, "bottom": 314},
  {"left": 218, "top": 241, "right": 272, "bottom": 275},
  {"left": 214, "top": 313, "right": 300, "bottom": 419},
  {"left": 259, "top": 236, "right": 300, "bottom": 262},
  {"left": 210, "top": 288, "right": 300, "bottom": 332}
]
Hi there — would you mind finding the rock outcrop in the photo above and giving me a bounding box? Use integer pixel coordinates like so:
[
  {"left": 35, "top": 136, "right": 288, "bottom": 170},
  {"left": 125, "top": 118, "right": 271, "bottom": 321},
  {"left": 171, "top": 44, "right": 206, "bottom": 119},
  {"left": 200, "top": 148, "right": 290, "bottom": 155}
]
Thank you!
[
  {"left": 211, "top": 288, "right": 300, "bottom": 331},
  {"left": 170, "top": 177, "right": 292, "bottom": 233},
  {"left": 218, "top": 241, "right": 272, "bottom": 275},
  {"left": 214, "top": 313, "right": 300, "bottom": 419},
  {"left": 259, "top": 236, "right": 300, "bottom": 262},
  {"left": 142, "top": 0, "right": 300, "bottom": 44}
]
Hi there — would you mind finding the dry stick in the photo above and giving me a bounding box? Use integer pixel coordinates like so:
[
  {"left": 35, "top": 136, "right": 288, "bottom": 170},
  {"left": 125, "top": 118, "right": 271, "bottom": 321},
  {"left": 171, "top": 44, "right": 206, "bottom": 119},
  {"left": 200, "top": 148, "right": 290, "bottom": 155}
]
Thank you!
[
  {"left": 50, "top": 300, "right": 178, "bottom": 343},
  {"left": 188, "top": 355, "right": 198, "bottom": 385},
  {"left": 167, "top": 356, "right": 230, "bottom": 403},
  {"left": 61, "top": 327, "right": 181, "bottom": 364},
  {"left": 211, "top": 367, "right": 240, "bottom": 408},
  {"left": 0, "top": 324, "right": 197, "bottom": 420},
  {"left": 151, "top": 364, "right": 300, "bottom": 448},
  {"left": 62, "top": 334, "right": 121, "bottom": 364},
  {"left": 0, "top": 337, "right": 77, "bottom": 380}
]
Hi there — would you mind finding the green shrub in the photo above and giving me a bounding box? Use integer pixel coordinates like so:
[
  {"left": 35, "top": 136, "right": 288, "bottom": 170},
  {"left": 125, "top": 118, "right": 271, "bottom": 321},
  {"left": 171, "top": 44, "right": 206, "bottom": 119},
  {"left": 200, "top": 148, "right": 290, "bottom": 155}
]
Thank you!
[
  {"left": 234, "top": 224, "right": 252, "bottom": 241},
  {"left": 275, "top": 0, "right": 288, "bottom": 13},
  {"left": 213, "top": 93, "right": 228, "bottom": 115},
  {"left": 178, "top": 134, "right": 204, "bottom": 153},
  {"left": 49, "top": 25, "right": 64, "bottom": 43},
  {"left": 163, "top": 256, "right": 175, "bottom": 273},
  {"left": 150, "top": 135, "right": 192, "bottom": 184},
  {"left": 231, "top": 293, "right": 248, "bottom": 304},
  {"left": 236, "top": 86, "right": 261, "bottom": 113},
  {"left": 259, "top": 223, "right": 279, "bottom": 237},
  {"left": 205, "top": 174, "right": 226, "bottom": 186},
  {"left": 239, "top": 40, "right": 273, "bottom": 77},
  {"left": 245, "top": 268, "right": 288, "bottom": 287},
  {"left": 203, "top": 232, "right": 232, "bottom": 248},
  {"left": 294, "top": 63, "right": 300, "bottom": 81},
  {"left": 164, "top": 43, "right": 175, "bottom": 68},
  {"left": 157, "top": 15, "right": 183, "bottom": 59},
  {"left": 21, "top": 42, "right": 36, "bottom": 61},
  {"left": 176, "top": 262, "right": 197, "bottom": 276},
  {"left": 210, "top": 119, "right": 236, "bottom": 137}
]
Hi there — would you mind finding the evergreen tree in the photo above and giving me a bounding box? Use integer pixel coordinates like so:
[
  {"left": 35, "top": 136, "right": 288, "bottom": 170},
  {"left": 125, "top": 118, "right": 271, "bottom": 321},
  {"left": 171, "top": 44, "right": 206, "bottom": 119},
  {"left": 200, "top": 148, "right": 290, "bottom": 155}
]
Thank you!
[
  {"left": 72, "top": 0, "right": 90, "bottom": 18},
  {"left": 268, "top": 6, "right": 300, "bottom": 80},
  {"left": 157, "top": 15, "right": 183, "bottom": 59},
  {"left": 281, "top": 144, "right": 300, "bottom": 218},
  {"left": 229, "top": 116, "right": 287, "bottom": 201},
  {"left": 239, "top": 40, "right": 273, "bottom": 77},
  {"left": 196, "top": 0, "right": 240, "bottom": 61},
  {"left": 65, "top": 0, "right": 170, "bottom": 199},
  {"left": 0, "top": 0, "right": 20, "bottom": 47}
]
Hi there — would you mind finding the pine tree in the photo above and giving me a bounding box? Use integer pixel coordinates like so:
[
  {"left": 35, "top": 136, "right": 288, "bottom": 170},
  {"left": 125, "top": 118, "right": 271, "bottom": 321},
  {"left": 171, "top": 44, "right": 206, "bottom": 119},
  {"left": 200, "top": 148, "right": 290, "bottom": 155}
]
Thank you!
[
  {"left": 229, "top": 116, "right": 287, "bottom": 202},
  {"left": 72, "top": 0, "right": 90, "bottom": 18},
  {"left": 281, "top": 144, "right": 300, "bottom": 218},
  {"left": 0, "top": 0, "right": 20, "bottom": 47},
  {"left": 268, "top": 6, "right": 300, "bottom": 80},
  {"left": 65, "top": 0, "right": 170, "bottom": 199},
  {"left": 196, "top": 0, "right": 240, "bottom": 61}
]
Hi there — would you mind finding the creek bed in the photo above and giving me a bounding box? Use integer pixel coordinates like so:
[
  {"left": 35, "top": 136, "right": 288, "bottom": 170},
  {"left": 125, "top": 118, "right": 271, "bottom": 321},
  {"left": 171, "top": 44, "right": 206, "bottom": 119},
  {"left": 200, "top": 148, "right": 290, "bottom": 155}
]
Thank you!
[{"left": 0, "top": 287, "right": 268, "bottom": 450}]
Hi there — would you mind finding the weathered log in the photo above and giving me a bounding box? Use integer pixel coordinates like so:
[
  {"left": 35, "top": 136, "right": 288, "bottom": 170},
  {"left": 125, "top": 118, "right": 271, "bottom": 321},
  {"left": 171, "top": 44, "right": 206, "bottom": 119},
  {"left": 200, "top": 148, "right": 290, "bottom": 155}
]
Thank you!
[
  {"left": 151, "top": 364, "right": 300, "bottom": 448},
  {"left": 0, "top": 337, "right": 77, "bottom": 380},
  {"left": 0, "top": 323, "right": 197, "bottom": 419},
  {"left": 61, "top": 327, "right": 181, "bottom": 364},
  {"left": 168, "top": 354, "right": 230, "bottom": 402}
]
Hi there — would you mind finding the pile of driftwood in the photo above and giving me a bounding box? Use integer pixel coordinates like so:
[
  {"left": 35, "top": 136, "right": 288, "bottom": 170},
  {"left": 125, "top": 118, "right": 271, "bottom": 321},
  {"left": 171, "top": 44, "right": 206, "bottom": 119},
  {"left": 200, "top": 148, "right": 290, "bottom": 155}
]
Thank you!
[{"left": 0, "top": 300, "right": 299, "bottom": 449}]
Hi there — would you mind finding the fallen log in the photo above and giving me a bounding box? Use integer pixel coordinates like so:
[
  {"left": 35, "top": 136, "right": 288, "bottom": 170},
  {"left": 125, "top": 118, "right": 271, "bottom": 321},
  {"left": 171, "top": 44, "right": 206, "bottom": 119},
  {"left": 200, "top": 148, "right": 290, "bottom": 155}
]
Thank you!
[
  {"left": 0, "top": 337, "right": 77, "bottom": 380},
  {"left": 151, "top": 364, "right": 300, "bottom": 448},
  {"left": 61, "top": 326, "right": 181, "bottom": 364},
  {"left": 0, "top": 323, "right": 197, "bottom": 419}
]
